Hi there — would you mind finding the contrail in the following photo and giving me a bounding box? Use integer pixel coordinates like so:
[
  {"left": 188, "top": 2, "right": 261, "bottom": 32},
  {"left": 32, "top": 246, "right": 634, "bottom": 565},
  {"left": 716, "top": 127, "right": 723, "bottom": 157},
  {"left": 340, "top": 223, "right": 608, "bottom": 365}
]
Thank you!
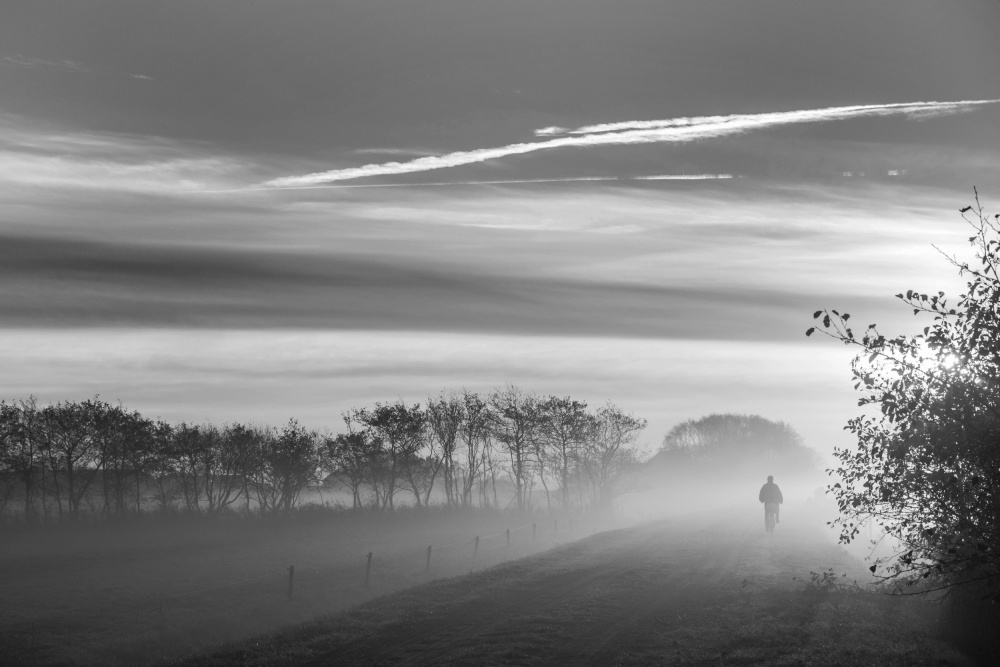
[
  {"left": 201, "top": 176, "right": 622, "bottom": 193},
  {"left": 635, "top": 174, "right": 734, "bottom": 181},
  {"left": 264, "top": 100, "right": 998, "bottom": 188},
  {"left": 556, "top": 100, "right": 997, "bottom": 135}
]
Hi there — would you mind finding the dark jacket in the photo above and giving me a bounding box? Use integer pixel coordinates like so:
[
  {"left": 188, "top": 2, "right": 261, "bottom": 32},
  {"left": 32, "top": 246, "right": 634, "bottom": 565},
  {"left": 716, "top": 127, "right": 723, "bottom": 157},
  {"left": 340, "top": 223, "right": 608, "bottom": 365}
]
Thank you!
[{"left": 759, "top": 482, "right": 783, "bottom": 504}]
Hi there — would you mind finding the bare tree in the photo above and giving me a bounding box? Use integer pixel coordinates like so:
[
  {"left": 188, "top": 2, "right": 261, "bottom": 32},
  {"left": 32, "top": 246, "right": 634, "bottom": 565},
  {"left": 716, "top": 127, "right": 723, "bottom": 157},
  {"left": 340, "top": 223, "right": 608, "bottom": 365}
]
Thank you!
[
  {"left": 170, "top": 423, "right": 207, "bottom": 513},
  {"left": 456, "top": 390, "right": 492, "bottom": 507},
  {"left": 426, "top": 392, "right": 464, "bottom": 506},
  {"left": 324, "top": 425, "right": 375, "bottom": 510},
  {"left": 38, "top": 399, "right": 105, "bottom": 521},
  {"left": 0, "top": 398, "right": 42, "bottom": 521},
  {"left": 92, "top": 402, "right": 149, "bottom": 518},
  {"left": 146, "top": 420, "right": 180, "bottom": 512},
  {"left": 201, "top": 424, "right": 253, "bottom": 513},
  {"left": 581, "top": 402, "right": 647, "bottom": 508},
  {"left": 489, "top": 385, "right": 540, "bottom": 513},
  {"left": 252, "top": 420, "right": 321, "bottom": 515},
  {"left": 347, "top": 402, "right": 425, "bottom": 509},
  {"left": 537, "top": 396, "right": 592, "bottom": 511}
]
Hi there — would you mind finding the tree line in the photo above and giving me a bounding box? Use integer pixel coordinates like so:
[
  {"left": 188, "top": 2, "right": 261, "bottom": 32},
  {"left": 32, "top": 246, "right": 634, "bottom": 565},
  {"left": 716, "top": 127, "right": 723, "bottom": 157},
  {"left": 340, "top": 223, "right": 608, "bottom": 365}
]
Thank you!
[
  {"left": 656, "top": 413, "right": 817, "bottom": 477},
  {"left": 0, "top": 385, "right": 647, "bottom": 523}
]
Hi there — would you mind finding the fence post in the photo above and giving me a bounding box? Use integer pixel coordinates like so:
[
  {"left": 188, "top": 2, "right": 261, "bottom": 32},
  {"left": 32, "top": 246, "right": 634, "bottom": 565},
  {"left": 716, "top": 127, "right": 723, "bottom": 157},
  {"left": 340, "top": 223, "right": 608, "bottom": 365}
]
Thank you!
[
  {"left": 533, "top": 523, "right": 537, "bottom": 541},
  {"left": 365, "top": 552, "right": 373, "bottom": 588},
  {"left": 426, "top": 545, "right": 432, "bottom": 571},
  {"left": 506, "top": 528, "right": 510, "bottom": 548},
  {"left": 158, "top": 596, "right": 165, "bottom": 661},
  {"left": 473, "top": 536, "right": 480, "bottom": 560},
  {"left": 287, "top": 565, "right": 295, "bottom": 601}
]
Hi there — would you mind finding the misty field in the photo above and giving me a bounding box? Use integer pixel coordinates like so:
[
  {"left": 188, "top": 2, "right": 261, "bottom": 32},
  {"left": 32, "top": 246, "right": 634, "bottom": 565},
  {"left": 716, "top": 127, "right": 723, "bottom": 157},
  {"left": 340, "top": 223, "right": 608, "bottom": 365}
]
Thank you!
[
  {"left": 0, "top": 506, "right": 613, "bottom": 666},
  {"left": 0, "top": 502, "right": 988, "bottom": 666},
  {"left": 180, "top": 505, "right": 977, "bottom": 667}
]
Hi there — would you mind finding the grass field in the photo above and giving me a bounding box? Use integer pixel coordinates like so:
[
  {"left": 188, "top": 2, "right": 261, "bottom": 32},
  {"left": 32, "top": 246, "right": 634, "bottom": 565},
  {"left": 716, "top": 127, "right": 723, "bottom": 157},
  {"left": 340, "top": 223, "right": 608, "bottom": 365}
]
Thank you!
[
  {"left": 0, "top": 507, "right": 612, "bottom": 666},
  {"left": 176, "top": 505, "right": 979, "bottom": 666}
]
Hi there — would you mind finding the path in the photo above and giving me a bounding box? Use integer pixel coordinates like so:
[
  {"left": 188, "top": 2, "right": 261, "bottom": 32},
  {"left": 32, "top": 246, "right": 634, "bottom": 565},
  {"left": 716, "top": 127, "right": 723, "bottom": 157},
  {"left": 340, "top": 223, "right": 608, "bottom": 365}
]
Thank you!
[{"left": 188, "top": 505, "right": 968, "bottom": 666}]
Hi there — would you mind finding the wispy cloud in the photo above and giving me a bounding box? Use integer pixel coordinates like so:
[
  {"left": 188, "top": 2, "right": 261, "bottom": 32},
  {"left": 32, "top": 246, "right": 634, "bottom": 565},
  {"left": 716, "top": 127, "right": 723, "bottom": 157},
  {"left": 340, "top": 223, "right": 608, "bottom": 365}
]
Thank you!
[
  {"left": 1, "top": 54, "right": 88, "bottom": 72},
  {"left": 635, "top": 174, "right": 734, "bottom": 181},
  {"left": 0, "top": 117, "right": 253, "bottom": 195},
  {"left": 218, "top": 175, "right": 746, "bottom": 193},
  {"left": 534, "top": 126, "right": 569, "bottom": 137},
  {"left": 0, "top": 230, "right": 883, "bottom": 340},
  {"left": 3, "top": 54, "right": 154, "bottom": 81},
  {"left": 264, "top": 100, "right": 1000, "bottom": 188},
  {"left": 552, "top": 100, "right": 997, "bottom": 136},
  {"left": 353, "top": 147, "right": 438, "bottom": 157}
]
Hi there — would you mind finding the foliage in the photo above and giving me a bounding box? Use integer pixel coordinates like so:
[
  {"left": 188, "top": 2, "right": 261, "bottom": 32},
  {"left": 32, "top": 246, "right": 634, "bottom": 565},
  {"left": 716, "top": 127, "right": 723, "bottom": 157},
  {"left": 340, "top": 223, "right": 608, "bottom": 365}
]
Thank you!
[
  {"left": 658, "top": 413, "right": 816, "bottom": 478},
  {"left": 809, "top": 190, "right": 1000, "bottom": 599}
]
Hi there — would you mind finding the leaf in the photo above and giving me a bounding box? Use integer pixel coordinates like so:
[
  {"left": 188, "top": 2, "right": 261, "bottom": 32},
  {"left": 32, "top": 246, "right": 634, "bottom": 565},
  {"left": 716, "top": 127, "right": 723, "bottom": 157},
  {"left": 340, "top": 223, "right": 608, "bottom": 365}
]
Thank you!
[
  {"left": 805, "top": 328, "right": 815, "bottom": 337},
  {"left": 843, "top": 313, "right": 850, "bottom": 321},
  {"left": 869, "top": 565, "right": 877, "bottom": 573},
  {"left": 960, "top": 206, "right": 972, "bottom": 213},
  {"left": 823, "top": 315, "right": 831, "bottom": 328},
  {"left": 813, "top": 310, "right": 823, "bottom": 319}
]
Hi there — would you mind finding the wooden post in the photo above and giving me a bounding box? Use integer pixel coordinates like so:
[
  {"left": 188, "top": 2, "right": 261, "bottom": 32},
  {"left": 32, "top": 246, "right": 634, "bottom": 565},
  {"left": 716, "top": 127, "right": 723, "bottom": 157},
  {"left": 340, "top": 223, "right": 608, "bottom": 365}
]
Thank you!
[
  {"left": 158, "top": 596, "right": 165, "bottom": 661},
  {"left": 364, "top": 551, "right": 373, "bottom": 588},
  {"left": 473, "top": 536, "right": 480, "bottom": 560},
  {"left": 533, "top": 523, "right": 537, "bottom": 541},
  {"left": 506, "top": 528, "right": 510, "bottom": 547},
  {"left": 426, "top": 545, "right": 432, "bottom": 571},
  {"left": 287, "top": 565, "right": 295, "bottom": 601}
]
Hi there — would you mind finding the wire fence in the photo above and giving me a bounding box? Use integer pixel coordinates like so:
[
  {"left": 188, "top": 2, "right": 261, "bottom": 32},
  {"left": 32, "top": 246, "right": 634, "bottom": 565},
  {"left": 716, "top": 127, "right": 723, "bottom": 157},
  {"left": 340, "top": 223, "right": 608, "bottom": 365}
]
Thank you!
[{"left": 0, "top": 511, "right": 623, "bottom": 666}]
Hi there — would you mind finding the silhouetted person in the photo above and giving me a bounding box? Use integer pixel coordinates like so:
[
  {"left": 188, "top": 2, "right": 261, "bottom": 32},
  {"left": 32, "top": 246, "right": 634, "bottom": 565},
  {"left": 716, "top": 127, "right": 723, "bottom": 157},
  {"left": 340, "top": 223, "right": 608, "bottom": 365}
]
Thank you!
[{"left": 759, "top": 475, "right": 783, "bottom": 532}]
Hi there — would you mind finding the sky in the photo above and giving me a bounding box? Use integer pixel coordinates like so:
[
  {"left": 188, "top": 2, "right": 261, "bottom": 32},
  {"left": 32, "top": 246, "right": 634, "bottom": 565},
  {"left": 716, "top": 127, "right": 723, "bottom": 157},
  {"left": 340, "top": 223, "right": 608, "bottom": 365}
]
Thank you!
[{"left": 2, "top": 0, "right": 1000, "bottom": 461}]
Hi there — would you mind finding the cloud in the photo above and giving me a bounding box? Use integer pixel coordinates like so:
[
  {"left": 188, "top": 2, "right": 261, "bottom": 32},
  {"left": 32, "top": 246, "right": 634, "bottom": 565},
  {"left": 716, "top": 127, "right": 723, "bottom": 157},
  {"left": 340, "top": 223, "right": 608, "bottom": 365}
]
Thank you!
[
  {"left": 263, "top": 100, "right": 1000, "bottom": 187},
  {"left": 222, "top": 176, "right": 624, "bottom": 193},
  {"left": 559, "top": 100, "right": 997, "bottom": 135},
  {"left": 353, "top": 147, "right": 438, "bottom": 157},
  {"left": 1, "top": 55, "right": 88, "bottom": 72},
  {"left": 0, "top": 117, "right": 254, "bottom": 195},
  {"left": 0, "top": 231, "right": 882, "bottom": 341},
  {"left": 534, "top": 126, "right": 569, "bottom": 137},
  {"left": 0, "top": 328, "right": 860, "bottom": 455},
  {"left": 635, "top": 174, "right": 734, "bottom": 180}
]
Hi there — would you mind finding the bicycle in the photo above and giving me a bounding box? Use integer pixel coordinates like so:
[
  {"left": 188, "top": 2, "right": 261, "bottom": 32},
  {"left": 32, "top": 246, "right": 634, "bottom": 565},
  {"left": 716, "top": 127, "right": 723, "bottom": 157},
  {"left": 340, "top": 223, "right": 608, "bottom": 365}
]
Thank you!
[{"left": 764, "top": 502, "right": 779, "bottom": 533}]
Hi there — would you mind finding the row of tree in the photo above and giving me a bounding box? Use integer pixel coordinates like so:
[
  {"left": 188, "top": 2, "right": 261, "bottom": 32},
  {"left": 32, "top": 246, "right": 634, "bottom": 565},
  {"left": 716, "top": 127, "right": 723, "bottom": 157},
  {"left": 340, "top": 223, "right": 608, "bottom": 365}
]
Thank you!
[{"left": 0, "top": 386, "right": 647, "bottom": 522}]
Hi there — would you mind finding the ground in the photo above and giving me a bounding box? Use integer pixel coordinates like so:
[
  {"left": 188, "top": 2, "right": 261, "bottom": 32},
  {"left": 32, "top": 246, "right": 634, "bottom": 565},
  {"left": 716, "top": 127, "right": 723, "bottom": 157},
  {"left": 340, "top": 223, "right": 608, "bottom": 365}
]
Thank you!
[{"left": 184, "top": 505, "right": 971, "bottom": 666}]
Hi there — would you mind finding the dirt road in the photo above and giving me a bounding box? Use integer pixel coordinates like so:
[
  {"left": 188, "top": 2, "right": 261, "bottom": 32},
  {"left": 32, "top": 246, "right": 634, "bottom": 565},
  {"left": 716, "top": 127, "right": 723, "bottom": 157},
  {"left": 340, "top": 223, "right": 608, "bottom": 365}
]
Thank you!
[{"left": 188, "top": 505, "right": 968, "bottom": 666}]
